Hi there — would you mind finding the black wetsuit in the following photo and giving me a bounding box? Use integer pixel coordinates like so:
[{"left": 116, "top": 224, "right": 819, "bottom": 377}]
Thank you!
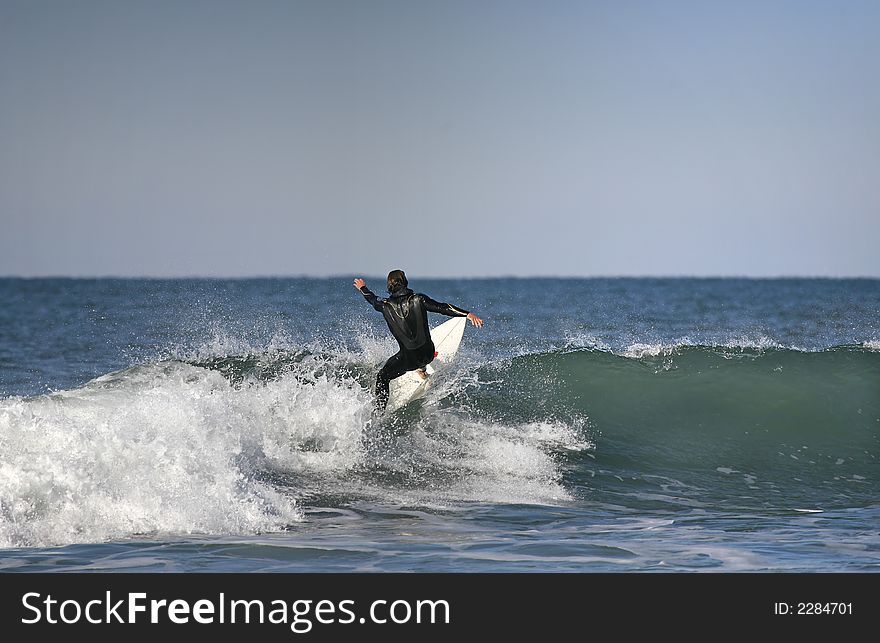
[{"left": 359, "top": 285, "right": 469, "bottom": 410}]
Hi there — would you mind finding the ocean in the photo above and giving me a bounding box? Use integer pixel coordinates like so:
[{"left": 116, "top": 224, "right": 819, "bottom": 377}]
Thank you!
[{"left": 0, "top": 277, "right": 877, "bottom": 572}]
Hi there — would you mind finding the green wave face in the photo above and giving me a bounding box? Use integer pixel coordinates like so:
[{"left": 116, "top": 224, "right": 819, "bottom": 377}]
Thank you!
[{"left": 473, "top": 347, "right": 880, "bottom": 508}]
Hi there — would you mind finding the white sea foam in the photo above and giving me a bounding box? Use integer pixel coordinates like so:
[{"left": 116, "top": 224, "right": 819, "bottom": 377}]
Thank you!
[
  {"left": 864, "top": 340, "right": 880, "bottom": 351},
  {"left": 562, "top": 334, "right": 613, "bottom": 353},
  {"left": 557, "top": 332, "right": 810, "bottom": 360},
  {"left": 621, "top": 343, "right": 674, "bottom": 358},
  {"left": 616, "top": 335, "right": 801, "bottom": 359},
  {"left": 0, "top": 338, "right": 590, "bottom": 547},
  {"left": 389, "top": 415, "right": 588, "bottom": 506},
  {"left": 0, "top": 359, "right": 367, "bottom": 548},
  {"left": 715, "top": 335, "right": 787, "bottom": 350}
]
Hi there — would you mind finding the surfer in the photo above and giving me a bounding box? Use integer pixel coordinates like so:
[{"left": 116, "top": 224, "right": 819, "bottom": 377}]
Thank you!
[{"left": 354, "top": 270, "right": 484, "bottom": 411}]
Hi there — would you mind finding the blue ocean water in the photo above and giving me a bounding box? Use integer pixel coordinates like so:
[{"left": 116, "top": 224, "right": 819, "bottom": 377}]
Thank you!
[{"left": 0, "top": 277, "right": 878, "bottom": 572}]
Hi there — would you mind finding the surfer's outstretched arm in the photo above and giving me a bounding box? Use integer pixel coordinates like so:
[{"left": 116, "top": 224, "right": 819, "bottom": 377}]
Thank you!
[
  {"left": 421, "top": 295, "right": 484, "bottom": 328},
  {"left": 353, "top": 278, "right": 384, "bottom": 311}
]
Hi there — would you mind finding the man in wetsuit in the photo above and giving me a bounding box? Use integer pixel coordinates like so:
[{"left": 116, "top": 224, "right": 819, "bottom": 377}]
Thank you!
[{"left": 353, "top": 270, "right": 484, "bottom": 411}]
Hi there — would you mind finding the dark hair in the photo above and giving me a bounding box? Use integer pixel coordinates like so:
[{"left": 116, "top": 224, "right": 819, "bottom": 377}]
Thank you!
[{"left": 387, "top": 269, "right": 408, "bottom": 293}]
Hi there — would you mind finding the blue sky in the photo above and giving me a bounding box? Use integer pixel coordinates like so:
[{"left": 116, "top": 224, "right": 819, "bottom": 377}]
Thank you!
[{"left": 1, "top": 0, "right": 878, "bottom": 277}]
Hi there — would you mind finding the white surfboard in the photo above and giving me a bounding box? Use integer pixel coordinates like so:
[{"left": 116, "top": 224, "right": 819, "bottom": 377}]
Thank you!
[{"left": 385, "top": 316, "right": 467, "bottom": 414}]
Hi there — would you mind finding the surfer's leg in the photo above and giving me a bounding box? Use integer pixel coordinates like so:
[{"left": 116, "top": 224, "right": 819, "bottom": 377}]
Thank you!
[
  {"left": 375, "top": 352, "right": 408, "bottom": 411},
  {"left": 413, "top": 342, "right": 435, "bottom": 380}
]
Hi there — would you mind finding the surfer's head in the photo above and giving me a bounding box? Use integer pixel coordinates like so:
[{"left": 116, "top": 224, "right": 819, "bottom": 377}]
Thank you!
[{"left": 387, "top": 269, "right": 408, "bottom": 294}]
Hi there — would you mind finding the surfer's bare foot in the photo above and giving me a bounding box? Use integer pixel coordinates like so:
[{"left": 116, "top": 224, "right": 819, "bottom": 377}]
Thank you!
[{"left": 416, "top": 368, "right": 428, "bottom": 380}]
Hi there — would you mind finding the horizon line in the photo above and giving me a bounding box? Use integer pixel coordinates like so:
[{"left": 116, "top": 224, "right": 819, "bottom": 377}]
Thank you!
[{"left": 2, "top": 273, "right": 879, "bottom": 281}]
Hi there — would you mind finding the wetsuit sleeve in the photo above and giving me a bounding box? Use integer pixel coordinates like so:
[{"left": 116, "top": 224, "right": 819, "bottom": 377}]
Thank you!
[
  {"left": 420, "top": 294, "right": 470, "bottom": 318},
  {"left": 359, "top": 286, "right": 385, "bottom": 312}
]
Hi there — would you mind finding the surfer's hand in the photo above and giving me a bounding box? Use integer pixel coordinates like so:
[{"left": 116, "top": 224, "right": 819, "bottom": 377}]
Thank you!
[
  {"left": 467, "top": 313, "right": 484, "bottom": 328},
  {"left": 353, "top": 278, "right": 366, "bottom": 290}
]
